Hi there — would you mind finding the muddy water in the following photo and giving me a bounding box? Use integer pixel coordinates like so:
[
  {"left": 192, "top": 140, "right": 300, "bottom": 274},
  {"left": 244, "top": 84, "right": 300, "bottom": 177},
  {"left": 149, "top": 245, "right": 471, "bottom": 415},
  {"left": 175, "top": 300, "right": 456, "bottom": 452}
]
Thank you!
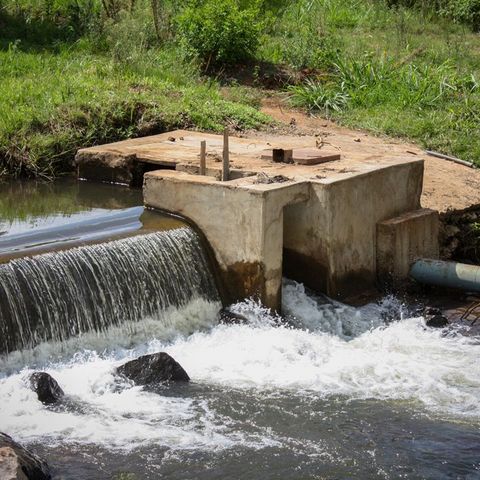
[
  {"left": 0, "top": 179, "right": 184, "bottom": 259},
  {"left": 1, "top": 180, "right": 480, "bottom": 480}
]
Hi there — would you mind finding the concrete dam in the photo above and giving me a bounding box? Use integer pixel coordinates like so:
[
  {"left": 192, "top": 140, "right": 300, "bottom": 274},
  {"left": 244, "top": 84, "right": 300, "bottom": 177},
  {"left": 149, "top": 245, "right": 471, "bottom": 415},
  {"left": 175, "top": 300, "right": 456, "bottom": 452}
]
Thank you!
[
  {"left": 76, "top": 129, "right": 439, "bottom": 310},
  {"left": 2, "top": 133, "right": 480, "bottom": 480}
]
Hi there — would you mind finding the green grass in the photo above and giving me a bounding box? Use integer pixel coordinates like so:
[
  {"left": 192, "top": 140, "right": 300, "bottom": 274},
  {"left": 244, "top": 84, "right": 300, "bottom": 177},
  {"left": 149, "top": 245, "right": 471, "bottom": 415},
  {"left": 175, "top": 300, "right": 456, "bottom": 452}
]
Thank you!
[
  {"left": 264, "top": 0, "right": 480, "bottom": 165},
  {"left": 0, "top": 44, "right": 269, "bottom": 178},
  {"left": 0, "top": 0, "right": 269, "bottom": 178},
  {"left": 1, "top": 0, "right": 480, "bottom": 177}
]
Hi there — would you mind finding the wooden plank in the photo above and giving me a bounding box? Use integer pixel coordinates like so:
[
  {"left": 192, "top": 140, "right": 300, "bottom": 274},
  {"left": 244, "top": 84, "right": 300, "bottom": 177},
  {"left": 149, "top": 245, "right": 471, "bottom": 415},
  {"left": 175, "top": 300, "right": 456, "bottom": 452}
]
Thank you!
[
  {"left": 200, "top": 140, "right": 206, "bottom": 175},
  {"left": 222, "top": 128, "right": 230, "bottom": 181}
]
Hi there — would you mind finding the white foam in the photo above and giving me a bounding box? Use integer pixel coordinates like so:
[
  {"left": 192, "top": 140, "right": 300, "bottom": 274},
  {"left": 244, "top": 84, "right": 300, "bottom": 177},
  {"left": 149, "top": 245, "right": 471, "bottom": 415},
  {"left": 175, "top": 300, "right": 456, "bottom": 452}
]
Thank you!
[
  {"left": 1, "top": 281, "right": 480, "bottom": 454},
  {"left": 0, "top": 298, "right": 221, "bottom": 374},
  {"left": 169, "top": 316, "right": 480, "bottom": 418}
]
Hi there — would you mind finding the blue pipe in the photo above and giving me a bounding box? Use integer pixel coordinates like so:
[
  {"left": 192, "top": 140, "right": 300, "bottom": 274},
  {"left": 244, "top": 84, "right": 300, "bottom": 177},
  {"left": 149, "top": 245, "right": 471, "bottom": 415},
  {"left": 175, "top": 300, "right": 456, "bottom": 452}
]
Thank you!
[{"left": 410, "top": 258, "right": 480, "bottom": 292}]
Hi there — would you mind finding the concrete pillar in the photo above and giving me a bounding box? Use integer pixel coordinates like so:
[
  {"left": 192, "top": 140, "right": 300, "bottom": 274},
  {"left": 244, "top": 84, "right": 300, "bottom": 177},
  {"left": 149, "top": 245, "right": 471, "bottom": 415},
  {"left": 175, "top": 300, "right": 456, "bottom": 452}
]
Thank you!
[
  {"left": 377, "top": 208, "right": 439, "bottom": 287},
  {"left": 143, "top": 171, "right": 309, "bottom": 310}
]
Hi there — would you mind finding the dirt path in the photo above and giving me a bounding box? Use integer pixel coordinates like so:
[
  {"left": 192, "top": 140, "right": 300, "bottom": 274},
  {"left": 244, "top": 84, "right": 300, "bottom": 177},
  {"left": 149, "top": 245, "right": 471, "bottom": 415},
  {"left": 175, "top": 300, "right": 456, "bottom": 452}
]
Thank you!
[{"left": 260, "top": 98, "right": 480, "bottom": 213}]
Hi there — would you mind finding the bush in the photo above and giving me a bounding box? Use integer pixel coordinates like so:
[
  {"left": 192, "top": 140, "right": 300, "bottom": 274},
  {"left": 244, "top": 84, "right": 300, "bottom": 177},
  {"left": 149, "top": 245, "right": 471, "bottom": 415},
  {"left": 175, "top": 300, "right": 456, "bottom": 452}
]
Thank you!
[
  {"left": 385, "top": 0, "right": 480, "bottom": 30},
  {"left": 441, "top": 0, "right": 480, "bottom": 30},
  {"left": 176, "top": 0, "right": 261, "bottom": 67}
]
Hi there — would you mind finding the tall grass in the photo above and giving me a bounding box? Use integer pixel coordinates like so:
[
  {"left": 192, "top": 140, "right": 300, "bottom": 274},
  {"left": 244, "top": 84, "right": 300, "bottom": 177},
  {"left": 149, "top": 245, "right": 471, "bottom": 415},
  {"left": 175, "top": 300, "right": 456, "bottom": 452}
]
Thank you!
[{"left": 268, "top": 0, "right": 480, "bottom": 164}]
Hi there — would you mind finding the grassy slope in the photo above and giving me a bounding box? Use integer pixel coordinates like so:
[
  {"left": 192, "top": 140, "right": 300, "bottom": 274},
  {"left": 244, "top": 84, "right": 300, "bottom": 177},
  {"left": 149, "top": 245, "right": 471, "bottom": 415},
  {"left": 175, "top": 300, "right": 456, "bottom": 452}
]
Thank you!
[
  {"left": 262, "top": 0, "right": 480, "bottom": 165},
  {"left": 1, "top": 0, "right": 479, "bottom": 178},
  {"left": 0, "top": 2, "right": 269, "bottom": 178}
]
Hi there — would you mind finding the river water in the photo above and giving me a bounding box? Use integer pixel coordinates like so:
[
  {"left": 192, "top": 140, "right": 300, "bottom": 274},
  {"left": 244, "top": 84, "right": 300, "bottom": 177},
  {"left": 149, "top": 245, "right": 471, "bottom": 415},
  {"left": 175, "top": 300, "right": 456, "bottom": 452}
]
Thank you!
[{"left": 1, "top": 181, "right": 479, "bottom": 479}]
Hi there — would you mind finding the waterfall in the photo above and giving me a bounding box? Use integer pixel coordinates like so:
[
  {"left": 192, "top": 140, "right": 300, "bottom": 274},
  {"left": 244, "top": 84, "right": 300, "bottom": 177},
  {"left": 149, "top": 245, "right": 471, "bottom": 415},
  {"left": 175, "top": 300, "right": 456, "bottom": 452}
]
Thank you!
[{"left": 0, "top": 228, "right": 219, "bottom": 354}]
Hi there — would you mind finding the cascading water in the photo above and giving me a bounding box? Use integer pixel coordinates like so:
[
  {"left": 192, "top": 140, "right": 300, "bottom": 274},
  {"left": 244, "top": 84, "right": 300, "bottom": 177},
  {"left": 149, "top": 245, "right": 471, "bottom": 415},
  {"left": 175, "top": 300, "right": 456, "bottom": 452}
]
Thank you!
[
  {"left": 1, "top": 182, "right": 480, "bottom": 480},
  {"left": 1, "top": 278, "right": 480, "bottom": 479},
  {"left": 0, "top": 228, "right": 219, "bottom": 355}
]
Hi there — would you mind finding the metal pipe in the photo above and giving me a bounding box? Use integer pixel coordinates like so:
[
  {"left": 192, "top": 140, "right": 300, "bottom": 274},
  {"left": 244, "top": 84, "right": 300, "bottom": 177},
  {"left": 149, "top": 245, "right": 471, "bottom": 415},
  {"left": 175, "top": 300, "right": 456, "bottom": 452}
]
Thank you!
[
  {"left": 410, "top": 258, "right": 480, "bottom": 292},
  {"left": 425, "top": 150, "right": 475, "bottom": 169}
]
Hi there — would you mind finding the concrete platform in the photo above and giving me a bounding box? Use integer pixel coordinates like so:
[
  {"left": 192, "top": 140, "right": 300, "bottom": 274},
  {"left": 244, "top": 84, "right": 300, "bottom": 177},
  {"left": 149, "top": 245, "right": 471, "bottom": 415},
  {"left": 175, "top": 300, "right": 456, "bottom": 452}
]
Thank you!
[
  {"left": 76, "top": 130, "right": 439, "bottom": 310},
  {"left": 76, "top": 129, "right": 420, "bottom": 185}
]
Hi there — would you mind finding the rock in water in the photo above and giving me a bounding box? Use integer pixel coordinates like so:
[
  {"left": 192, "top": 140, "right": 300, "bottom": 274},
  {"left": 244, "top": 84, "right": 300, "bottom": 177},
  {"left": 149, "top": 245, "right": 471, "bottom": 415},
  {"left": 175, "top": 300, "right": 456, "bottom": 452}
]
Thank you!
[
  {"left": 0, "top": 433, "right": 51, "bottom": 480},
  {"left": 29, "top": 372, "right": 64, "bottom": 405},
  {"left": 423, "top": 306, "right": 449, "bottom": 328},
  {"left": 117, "top": 352, "right": 190, "bottom": 385},
  {"left": 219, "top": 308, "right": 249, "bottom": 324}
]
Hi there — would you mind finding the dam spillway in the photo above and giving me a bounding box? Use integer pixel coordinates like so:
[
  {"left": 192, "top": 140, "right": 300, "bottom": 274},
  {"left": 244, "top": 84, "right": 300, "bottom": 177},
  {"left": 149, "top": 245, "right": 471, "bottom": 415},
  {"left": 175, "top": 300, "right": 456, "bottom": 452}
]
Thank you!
[{"left": 0, "top": 228, "right": 219, "bottom": 355}]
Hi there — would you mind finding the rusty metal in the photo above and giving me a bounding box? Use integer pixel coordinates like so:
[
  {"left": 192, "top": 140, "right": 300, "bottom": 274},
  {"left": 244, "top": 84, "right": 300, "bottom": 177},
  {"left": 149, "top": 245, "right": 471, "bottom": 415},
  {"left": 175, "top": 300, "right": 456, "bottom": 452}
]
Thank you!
[{"left": 460, "top": 298, "right": 480, "bottom": 326}]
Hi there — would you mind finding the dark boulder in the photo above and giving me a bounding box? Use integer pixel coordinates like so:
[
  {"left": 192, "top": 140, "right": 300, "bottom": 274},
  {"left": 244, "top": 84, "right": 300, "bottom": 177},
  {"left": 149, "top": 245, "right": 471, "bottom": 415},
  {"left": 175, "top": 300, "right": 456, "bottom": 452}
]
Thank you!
[
  {"left": 423, "top": 306, "right": 449, "bottom": 328},
  {"left": 219, "top": 308, "right": 249, "bottom": 324},
  {"left": 29, "top": 372, "right": 64, "bottom": 405},
  {"left": 0, "top": 433, "right": 51, "bottom": 480},
  {"left": 117, "top": 352, "right": 190, "bottom": 385}
]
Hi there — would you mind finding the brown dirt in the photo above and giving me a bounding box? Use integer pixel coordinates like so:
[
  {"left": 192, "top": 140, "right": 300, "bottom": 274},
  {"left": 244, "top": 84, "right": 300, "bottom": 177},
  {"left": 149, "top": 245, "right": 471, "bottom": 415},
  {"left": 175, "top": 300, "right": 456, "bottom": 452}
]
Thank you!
[{"left": 260, "top": 97, "right": 480, "bottom": 213}]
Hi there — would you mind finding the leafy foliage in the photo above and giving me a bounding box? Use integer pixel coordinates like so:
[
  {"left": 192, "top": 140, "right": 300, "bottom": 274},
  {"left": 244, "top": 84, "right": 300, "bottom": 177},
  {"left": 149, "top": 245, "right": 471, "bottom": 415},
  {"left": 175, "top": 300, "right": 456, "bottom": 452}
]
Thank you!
[{"left": 176, "top": 0, "right": 262, "bottom": 66}]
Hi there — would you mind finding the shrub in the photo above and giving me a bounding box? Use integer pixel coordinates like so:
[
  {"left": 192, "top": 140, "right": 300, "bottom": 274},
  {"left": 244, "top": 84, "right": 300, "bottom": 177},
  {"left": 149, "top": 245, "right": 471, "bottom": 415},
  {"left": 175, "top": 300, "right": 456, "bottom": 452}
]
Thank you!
[
  {"left": 176, "top": 0, "right": 261, "bottom": 67},
  {"left": 385, "top": 0, "right": 480, "bottom": 30},
  {"left": 441, "top": 0, "right": 480, "bottom": 30}
]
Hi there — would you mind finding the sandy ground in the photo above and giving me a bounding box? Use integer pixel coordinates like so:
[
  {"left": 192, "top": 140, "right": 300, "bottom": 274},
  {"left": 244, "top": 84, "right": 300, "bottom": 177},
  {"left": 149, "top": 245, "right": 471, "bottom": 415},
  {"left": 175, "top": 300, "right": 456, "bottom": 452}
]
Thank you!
[{"left": 260, "top": 99, "right": 480, "bottom": 213}]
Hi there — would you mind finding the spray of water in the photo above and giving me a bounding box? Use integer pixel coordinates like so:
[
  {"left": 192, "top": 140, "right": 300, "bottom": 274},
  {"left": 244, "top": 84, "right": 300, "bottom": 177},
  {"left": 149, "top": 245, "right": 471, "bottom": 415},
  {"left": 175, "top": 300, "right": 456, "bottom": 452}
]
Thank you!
[
  {"left": 0, "top": 228, "right": 218, "bottom": 354},
  {"left": 1, "top": 280, "right": 479, "bottom": 455}
]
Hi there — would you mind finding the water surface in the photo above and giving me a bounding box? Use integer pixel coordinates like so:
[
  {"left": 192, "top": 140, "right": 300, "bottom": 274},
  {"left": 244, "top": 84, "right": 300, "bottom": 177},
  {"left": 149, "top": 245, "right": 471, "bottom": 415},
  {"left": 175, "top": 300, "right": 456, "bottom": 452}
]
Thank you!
[
  {"left": 1, "top": 180, "right": 479, "bottom": 479},
  {"left": 1, "top": 283, "right": 479, "bottom": 480}
]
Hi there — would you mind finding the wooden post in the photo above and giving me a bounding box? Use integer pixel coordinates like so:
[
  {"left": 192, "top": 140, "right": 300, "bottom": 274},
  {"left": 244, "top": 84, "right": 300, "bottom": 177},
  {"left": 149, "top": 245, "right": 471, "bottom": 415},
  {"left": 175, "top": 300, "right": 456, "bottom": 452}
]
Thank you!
[
  {"left": 200, "top": 140, "right": 206, "bottom": 175},
  {"left": 222, "top": 128, "right": 230, "bottom": 181}
]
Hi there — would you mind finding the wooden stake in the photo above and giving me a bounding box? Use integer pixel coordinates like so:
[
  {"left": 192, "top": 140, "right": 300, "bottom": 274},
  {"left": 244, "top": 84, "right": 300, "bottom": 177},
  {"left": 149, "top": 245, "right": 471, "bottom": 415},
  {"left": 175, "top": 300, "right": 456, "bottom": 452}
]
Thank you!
[
  {"left": 222, "top": 128, "right": 230, "bottom": 181},
  {"left": 200, "top": 140, "right": 206, "bottom": 175}
]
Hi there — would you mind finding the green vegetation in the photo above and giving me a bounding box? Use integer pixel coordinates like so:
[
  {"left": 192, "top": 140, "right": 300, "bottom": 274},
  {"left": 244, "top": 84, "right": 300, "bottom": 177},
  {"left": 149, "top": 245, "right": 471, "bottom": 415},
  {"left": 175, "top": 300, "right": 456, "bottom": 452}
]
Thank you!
[
  {"left": 267, "top": 0, "right": 480, "bottom": 164},
  {"left": 0, "top": 0, "right": 269, "bottom": 178},
  {"left": 1, "top": 0, "right": 479, "bottom": 178},
  {"left": 177, "top": 0, "right": 262, "bottom": 66}
]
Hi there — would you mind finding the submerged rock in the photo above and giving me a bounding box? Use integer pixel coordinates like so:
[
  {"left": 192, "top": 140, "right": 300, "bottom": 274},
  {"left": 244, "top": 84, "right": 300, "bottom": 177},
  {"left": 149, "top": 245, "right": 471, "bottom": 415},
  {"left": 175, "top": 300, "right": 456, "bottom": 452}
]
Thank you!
[
  {"left": 29, "top": 372, "right": 64, "bottom": 405},
  {"left": 0, "top": 433, "right": 51, "bottom": 480},
  {"left": 219, "top": 308, "right": 249, "bottom": 324},
  {"left": 117, "top": 352, "right": 190, "bottom": 385},
  {"left": 423, "top": 306, "right": 449, "bottom": 328}
]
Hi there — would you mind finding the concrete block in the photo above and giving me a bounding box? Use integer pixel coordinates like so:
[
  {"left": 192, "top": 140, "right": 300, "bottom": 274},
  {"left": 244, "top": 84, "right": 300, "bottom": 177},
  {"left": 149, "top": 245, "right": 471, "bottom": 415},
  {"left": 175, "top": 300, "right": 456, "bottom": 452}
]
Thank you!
[
  {"left": 377, "top": 208, "right": 439, "bottom": 287},
  {"left": 284, "top": 160, "right": 424, "bottom": 298},
  {"left": 144, "top": 170, "right": 309, "bottom": 311}
]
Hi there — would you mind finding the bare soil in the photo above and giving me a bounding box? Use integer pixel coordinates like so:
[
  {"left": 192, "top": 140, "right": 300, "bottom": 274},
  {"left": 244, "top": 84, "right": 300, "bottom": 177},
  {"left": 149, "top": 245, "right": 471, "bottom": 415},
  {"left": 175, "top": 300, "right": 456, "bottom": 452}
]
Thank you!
[{"left": 260, "top": 97, "right": 480, "bottom": 213}]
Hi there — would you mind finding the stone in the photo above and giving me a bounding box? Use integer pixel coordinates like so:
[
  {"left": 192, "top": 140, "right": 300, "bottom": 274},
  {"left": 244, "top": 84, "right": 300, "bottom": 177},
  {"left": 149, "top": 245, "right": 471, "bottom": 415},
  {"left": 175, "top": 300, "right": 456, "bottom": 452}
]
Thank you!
[
  {"left": 29, "top": 372, "right": 64, "bottom": 405},
  {"left": 117, "top": 352, "right": 190, "bottom": 385},
  {"left": 443, "top": 224, "right": 461, "bottom": 238},
  {"left": 219, "top": 308, "right": 249, "bottom": 324},
  {"left": 423, "top": 307, "right": 449, "bottom": 328},
  {"left": 0, "top": 433, "right": 51, "bottom": 480}
]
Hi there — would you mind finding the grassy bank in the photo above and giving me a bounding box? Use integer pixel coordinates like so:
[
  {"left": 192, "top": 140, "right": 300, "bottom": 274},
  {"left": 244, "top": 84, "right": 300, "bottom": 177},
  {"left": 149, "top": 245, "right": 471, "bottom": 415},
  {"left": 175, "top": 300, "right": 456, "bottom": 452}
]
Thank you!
[
  {"left": 0, "top": 1, "right": 269, "bottom": 178},
  {"left": 0, "top": 45, "right": 268, "bottom": 178},
  {"left": 1, "top": 0, "right": 479, "bottom": 178},
  {"left": 261, "top": 0, "right": 480, "bottom": 165}
]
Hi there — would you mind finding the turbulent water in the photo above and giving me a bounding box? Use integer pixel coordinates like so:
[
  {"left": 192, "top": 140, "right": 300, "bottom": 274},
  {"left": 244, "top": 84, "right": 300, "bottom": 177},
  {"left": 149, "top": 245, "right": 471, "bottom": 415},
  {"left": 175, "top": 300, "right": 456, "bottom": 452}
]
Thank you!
[
  {"left": 1, "top": 279, "right": 479, "bottom": 479},
  {"left": 0, "top": 228, "right": 218, "bottom": 354}
]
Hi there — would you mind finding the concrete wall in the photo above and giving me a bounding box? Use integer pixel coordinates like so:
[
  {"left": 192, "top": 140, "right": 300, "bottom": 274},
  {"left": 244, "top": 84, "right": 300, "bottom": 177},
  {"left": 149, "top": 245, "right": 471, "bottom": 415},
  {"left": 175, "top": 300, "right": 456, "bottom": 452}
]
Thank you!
[
  {"left": 144, "top": 171, "right": 309, "bottom": 310},
  {"left": 145, "top": 158, "right": 434, "bottom": 309},
  {"left": 377, "top": 208, "right": 439, "bottom": 287},
  {"left": 284, "top": 161, "right": 424, "bottom": 298}
]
